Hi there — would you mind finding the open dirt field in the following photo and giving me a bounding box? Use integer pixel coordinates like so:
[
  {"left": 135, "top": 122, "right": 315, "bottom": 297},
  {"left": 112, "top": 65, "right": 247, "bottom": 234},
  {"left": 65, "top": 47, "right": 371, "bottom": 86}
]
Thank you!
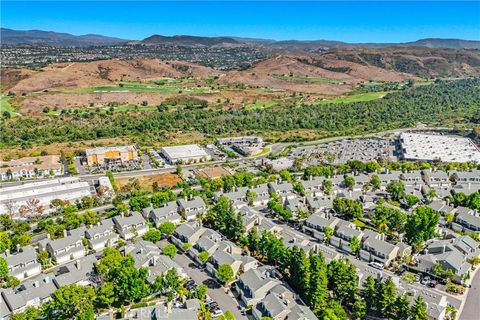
[{"left": 116, "top": 173, "right": 181, "bottom": 192}]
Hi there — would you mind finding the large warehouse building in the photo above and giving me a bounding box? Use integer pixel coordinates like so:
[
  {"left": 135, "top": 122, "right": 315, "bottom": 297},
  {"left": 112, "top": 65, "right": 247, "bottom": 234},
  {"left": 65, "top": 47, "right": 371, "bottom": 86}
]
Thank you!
[
  {"left": 86, "top": 145, "right": 138, "bottom": 166},
  {"left": 399, "top": 133, "right": 480, "bottom": 163},
  {"left": 0, "top": 177, "right": 92, "bottom": 219},
  {"left": 160, "top": 144, "right": 211, "bottom": 164}
]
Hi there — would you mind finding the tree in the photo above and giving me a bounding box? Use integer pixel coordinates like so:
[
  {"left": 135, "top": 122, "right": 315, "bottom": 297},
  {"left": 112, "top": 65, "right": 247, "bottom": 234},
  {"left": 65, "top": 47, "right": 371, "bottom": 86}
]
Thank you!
[
  {"left": 327, "top": 259, "right": 357, "bottom": 307},
  {"left": 206, "top": 196, "right": 244, "bottom": 241},
  {"left": 247, "top": 228, "right": 260, "bottom": 253},
  {"left": 409, "top": 296, "right": 429, "bottom": 320},
  {"left": 370, "top": 175, "right": 381, "bottom": 190},
  {"left": 394, "top": 294, "right": 410, "bottom": 320},
  {"left": 246, "top": 190, "right": 257, "bottom": 206},
  {"left": 387, "top": 180, "right": 405, "bottom": 201},
  {"left": 37, "top": 250, "right": 50, "bottom": 268},
  {"left": 333, "top": 197, "right": 363, "bottom": 220},
  {"left": 162, "top": 244, "right": 178, "bottom": 258},
  {"left": 151, "top": 190, "right": 176, "bottom": 208},
  {"left": 198, "top": 251, "right": 210, "bottom": 264},
  {"left": 12, "top": 234, "right": 31, "bottom": 249},
  {"left": 288, "top": 246, "right": 310, "bottom": 299},
  {"left": 107, "top": 257, "right": 150, "bottom": 303},
  {"left": 82, "top": 210, "right": 99, "bottom": 226},
  {"left": 376, "top": 277, "right": 397, "bottom": 318},
  {"left": 324, "top": 226, "right": 334, "bottom": 243},
  {"left": 323, "top": 179, "right": 333, "bottom": 195},
  {"left": 307, "top": 254, "right": 328, "bottom": 312},
  {"left": 95, "top": 282, "right": 115, "bottom": 308},
  {"left": 198, "top": 302, "right": 213, "bottom": 320},
  {"left": 143, "top": 229, "right": 162, "bottom": 243},
  {"left": 217, "top": 264, "right": 234, "bottom": 284},
  {"left": 43, "top": 284, "right": 95, "bottom": 320},
  {"left": 0, "top": 257, "right": 8, "bottom": 281},
  {"left": 352, "top": 295, "right": 367, "bottom": 320},
  {"left": 0, "top": 232, "right": 12, "bottom": 253},
  {"left": 405, "top": 206, "right": 439, "bottom": 250},
  {"left": 96, "top": 248, "right": 124, "bottom": 276},
  {"left": 362, "top": 276, "right": 376, "bottom": 315},
  {"left": 129, "top": 195, "right": 151, "bottom": 211},
  {"left": 159, "top": 221, "right": 176, "bottom": 236},
  {"left": 405, "top": 194, "right": 419, "bottom": 207},
  {"left": 280, "top": 170, "right": 292, "bottom": 182},
  {"left": 218, "top": 311, "right": 235, "bottom": 320},
  {"left": 194, "top": 284, "right": 209, "bottom": 300},
  {"left": 344, "top": 176, "right": 356, "bottom": 190},
  {"left": 349, "top": 236, "right": 361, "bottom": 255},
  {"left": 9, "top": 307, "right": 40, "bottom": 320}
]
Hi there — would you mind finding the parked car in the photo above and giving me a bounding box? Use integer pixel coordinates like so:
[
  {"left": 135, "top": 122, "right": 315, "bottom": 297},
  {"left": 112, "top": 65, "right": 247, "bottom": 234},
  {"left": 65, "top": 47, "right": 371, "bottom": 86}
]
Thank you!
[
  {"left": 369, "top": 262, "right": 384, "bottom": 270},
  {"left": 212, "top": 308, "right": 224, "bottom": 318}
]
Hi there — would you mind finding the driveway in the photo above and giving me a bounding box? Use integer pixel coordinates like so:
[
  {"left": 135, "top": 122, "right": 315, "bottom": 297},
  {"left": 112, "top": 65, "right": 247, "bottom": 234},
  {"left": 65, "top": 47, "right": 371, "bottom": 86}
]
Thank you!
[
  {"left": 460, "top": 268, "right": 480, "bottom": 320},
  {"left": 172, "top": 251, "right": 247, "bottom": 319}
]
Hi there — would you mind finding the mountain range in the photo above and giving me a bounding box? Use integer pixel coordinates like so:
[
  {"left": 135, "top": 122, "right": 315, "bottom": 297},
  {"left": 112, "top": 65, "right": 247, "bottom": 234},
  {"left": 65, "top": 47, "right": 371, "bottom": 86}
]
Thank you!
[{"left": 2, "top": 28, "right": 480, "bottom": 50}]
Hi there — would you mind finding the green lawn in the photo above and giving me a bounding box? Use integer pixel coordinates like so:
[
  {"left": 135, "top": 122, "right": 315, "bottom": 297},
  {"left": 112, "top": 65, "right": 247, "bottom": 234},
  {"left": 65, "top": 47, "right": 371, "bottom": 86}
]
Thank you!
[
  {"left": 275, "top": 75, "right": 345, "bottom": 85},
  {"left": 316, "top": 91, "right": 391, "bottom": 105},
  {"left": 62, "top": 80, "right": 218, "bottom": 94},
  {"left": 0, "top": 95, "right": 19, "bottom": 117},
  {"left": 244, "top": 101, "right": 276, "bottom": 110}
]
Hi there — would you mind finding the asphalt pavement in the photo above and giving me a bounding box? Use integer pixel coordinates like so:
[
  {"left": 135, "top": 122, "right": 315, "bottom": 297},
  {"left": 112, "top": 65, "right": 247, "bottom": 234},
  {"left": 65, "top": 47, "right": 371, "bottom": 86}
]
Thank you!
[
  {"left": 171, "top": 250, "right": 247, "bottom": 320},
  {"left": 460, "top": 268, "right": 480, "bottom": 320}
]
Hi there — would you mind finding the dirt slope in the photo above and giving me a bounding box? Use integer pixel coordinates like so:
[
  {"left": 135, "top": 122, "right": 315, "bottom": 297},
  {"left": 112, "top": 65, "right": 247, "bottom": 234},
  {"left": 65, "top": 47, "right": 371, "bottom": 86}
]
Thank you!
[{"left": 8, "top": 59, "right": 223, "bottom": 93}]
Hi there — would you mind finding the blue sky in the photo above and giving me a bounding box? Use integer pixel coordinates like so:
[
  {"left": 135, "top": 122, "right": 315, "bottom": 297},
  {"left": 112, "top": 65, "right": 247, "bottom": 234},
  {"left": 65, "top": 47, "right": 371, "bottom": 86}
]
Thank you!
[{"left": 2, "top": 1, "right": 479, "bottom": 42}]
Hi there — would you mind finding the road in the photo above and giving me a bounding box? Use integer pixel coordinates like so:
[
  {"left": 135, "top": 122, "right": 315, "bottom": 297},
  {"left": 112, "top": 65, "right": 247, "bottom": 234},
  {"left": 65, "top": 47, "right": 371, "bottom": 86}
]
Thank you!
[
  {"left": 171, "top": 251, "right": 247, "bottom": 320},
  {"left": 459, "top": 267, "right": 480, "bottom": 320}
]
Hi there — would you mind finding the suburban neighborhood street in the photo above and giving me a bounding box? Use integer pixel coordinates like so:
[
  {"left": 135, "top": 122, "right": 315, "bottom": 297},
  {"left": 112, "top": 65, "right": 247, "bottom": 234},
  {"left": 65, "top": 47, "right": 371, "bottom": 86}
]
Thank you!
[
  {"left": 460, "top": 268, "right": 480, "bottom": 320},
  {"left": 171, "top": 252, "right": 247, "bottom": 320}
]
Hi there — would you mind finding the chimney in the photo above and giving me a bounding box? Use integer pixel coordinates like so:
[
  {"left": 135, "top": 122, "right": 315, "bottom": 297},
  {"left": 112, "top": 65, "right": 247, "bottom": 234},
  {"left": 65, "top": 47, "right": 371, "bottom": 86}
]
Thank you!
[
  {"left": 310, "top": 175, "right": 312, "bottom": 181},
  {"left": 184, "top": 196, "right": 187, "bottom": 202},
  {"left": 167, "top": 301, "right": 173, "bottom": 314},
  {"left": 63, "top": 229, "right": 68, "bottom": 238},
  {"left": 5, "top": 249, "right": 10, "bottom": 257},
  {"left": 120, "top": 212, "right": 125, "bottom": 218},
  {"left": 16, "top": 244, "right": 21, "bottom": 252},
  {"left": 46, "top": 233, "right": 51, "bottom": 239},
  {"left": 189, "top": 194, "right": 193, "bottom": 200},
  {"left": 44, "top": 276, "right": 50, "bottom": 284},
  {"left": 33, "top": 280, "right": 39, "bottom": 288},
  {"left": 76, "top": 259, "right": 81, "bottom": 270}
]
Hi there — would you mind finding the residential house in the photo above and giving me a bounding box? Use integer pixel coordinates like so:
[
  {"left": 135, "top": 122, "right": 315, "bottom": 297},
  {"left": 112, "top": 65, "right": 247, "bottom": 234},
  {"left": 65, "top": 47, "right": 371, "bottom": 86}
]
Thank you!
[
  {"left": 43, "top": 232, "right": 86, "bottom": 265},
  {"left": 1, "top": 246, "right": 41, "bottom": 281},
  {"left": 454, "top": 211, "right": 480, "bottom": 233},
  {"left": 0, "top": 275, "right": 56, "bottom": 316},
  {"left": 300, "top": 177, "right": 325, "bottom": 197},
  {"left": 303, "top": 214, "right": 339, "bottom": 241},
  {"left": 148, "top": 201, "right": 182, "bottom": 227},
  {"left": 52, "top": 254, "right": 97, "bottom": 288},
  {"left": 248, "top": 184, "right": 270, "bottom": 207},
  {"left": 124, "top": 239, "right": 186, "bottom": 283},
  {"left": 268, "top": 182, "right": 296, "bottom": 201},
  {"left": 330, "top": 221, "right": 364, "bottom": 254},
  {"left": 235, "top": 266, "right": 282, "bottom": 306},
  {"left": 360, "top": 232, "right": 399, "bottom": 266},
  {"left": 177, "top": 196, "right": 207, "bottom": 221},
  {"left": 172, "top": 221, "right": 205, "bottom": 248},
  {"left": 113, "top": 212, "right": 148, "bottom": 240},
  {"left": 85, "top": 218, "right": 118, "bottom": 252}
]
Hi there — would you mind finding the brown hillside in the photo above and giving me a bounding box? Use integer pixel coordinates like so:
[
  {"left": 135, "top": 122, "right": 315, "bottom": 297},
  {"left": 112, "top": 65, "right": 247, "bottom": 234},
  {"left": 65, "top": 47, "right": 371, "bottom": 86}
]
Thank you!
[
  {"left": 9, "top": 59, "right": 223, "bottom": 93},
  {"left": 219, "top": 55, "right": 413, "bottom": 93},
  {"left": 322, "top": 47, "right": 480, "bottom": 78}
]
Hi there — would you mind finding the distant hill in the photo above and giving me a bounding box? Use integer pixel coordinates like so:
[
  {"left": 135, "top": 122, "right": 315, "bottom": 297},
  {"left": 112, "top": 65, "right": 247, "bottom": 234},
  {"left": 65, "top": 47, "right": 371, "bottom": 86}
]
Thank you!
[
  {"left": 139, "top": 35, "right": 240, "bottom": 47},
  {"left": 3, "top": 28, "right": 478, "bottom": 50},
  {"left": 0, "top": 28, "right": 128, "bottom": 47},
  {"left": 263, "top": 38, "right": 480, "bottom": 50}
]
